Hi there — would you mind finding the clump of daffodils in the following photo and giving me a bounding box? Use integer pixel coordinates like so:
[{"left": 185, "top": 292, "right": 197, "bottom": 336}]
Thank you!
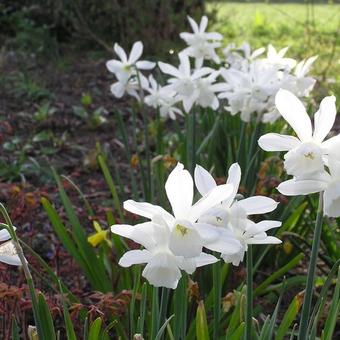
[
  {"left": 106, "top": 16, "right": 317, "bottom": 123},
  {"left": 258, "top": 89, "right": 339, "bottom": 217},
  {"left": 111, "top": 163, "right": 281, "bottom": 288},
  {"left": 220, "top": 44, "right": 317, "bottom": 123}
]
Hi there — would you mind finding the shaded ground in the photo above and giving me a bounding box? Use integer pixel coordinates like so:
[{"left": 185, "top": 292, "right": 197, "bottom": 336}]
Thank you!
[{"left": 0, "top": 49, "right": 138, "bottom": 335}]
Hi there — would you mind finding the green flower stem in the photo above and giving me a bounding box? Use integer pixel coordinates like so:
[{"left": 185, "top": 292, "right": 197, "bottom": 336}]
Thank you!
[
  {"left": 0, "top": 203, "right": 43, "bottom": 339},
  {"left": 136, "top": 69, "right": 152, "bottom": 201},
  {"left": 187, "top": 109, "right": 196, "bottom": 176},
  {"left": 155, "top": 107, "right": 166, "bottom": 205},
  {"left": 141, "top": 105, "right": 152, "bottom": 201},
  {"left": 246, "top": 244, "right": 253, "bottom": 340},
  {"left": 212, "top": 260, "right": 222, "bottom": 339},
  {"left": 298, "top": 192, "right": 324, "bottom": 340}
]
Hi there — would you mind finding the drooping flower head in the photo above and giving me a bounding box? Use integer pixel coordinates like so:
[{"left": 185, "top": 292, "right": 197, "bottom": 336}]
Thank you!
[
  {"left": 106, "top": 41, "right": 155, "bottom": 100},
  {"left": 111, "top": 163, "right": 242, "bottom": 288},
  {"left": 258, "top": 90, "right": 340, "bottom": 217},
  {"left": 194, "top": 163, "right": 281, "bottom": 266},
  {"left": 0, "top": 228, "right": 21, "bottom": 266},
  {"left": 259, "top": 89, "right": 337, "bottom": 178},
  {"left": 180, "top": 16, "right": 222, "bottom": 68}
]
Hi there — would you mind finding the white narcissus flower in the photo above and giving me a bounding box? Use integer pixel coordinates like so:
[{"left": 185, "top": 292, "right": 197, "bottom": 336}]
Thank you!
[
  {"left": 195, "top": 71, "right": 229, "bottom": 110},
  {"left": 219, "top": 61, "right": 279, "bottom": 122},
  {"left": 264, "top": 44, "right": 296, "bottom": 70},
  {"left": 220, "top": 42, "right": 316, "bottom": 124},
  {"left": 158, "top": 53, "right": 213, "bottom": 112},
  {"left": 277, "top": 138, "right": 340, "bottom": 218},
  {"left": 111, "top": 162, "right": 242, "bottom": 288},
  {"left": 123, "top": 163, "right": 240, "bottom": 257},
  {"left": 281, "top": 56, "right": 317, "bottom": 98},
  {"left": 0, "top": 228, "right": 21, "bottom": 266},
  {"left": 194, "top": 163, "right": 281, "bottom": 266},
  {"left": 223, "top": 42, "right": 265, "bottom": 71},
  {"left": 180, "top": 16, "right": 222, "bottom": 68},
  {"left": 143, "top": 75, "right": 183, "bottom": 120},
  {"left": 110, "top": 73, "right": 148, "bottom": 100},
  {"left": 112, "top": 217, "right": 217, "bottom": 289},
  {"left": 258, "top": 89, "right": 337, "bottom": 177},
  {"left": 106, "top": 41, "right": 155, "bottom": 83}
]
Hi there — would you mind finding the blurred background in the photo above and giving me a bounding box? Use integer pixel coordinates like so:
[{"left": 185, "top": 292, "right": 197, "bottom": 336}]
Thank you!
[
  {"left": 0, "top": 1, "right": 339, "bottom": 338},
  {"left": 0, "top": 0, "right": 339, "bottom": 185}
]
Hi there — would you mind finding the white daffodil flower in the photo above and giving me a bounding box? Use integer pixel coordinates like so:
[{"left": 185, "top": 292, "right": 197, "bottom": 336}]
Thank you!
[
  {"left": 0, "top": 241, "right": 22, "bottom": 266},
  {"left": 110, "top": 162, "right": 243, "bottom": 288},
  {"left": 110, "top": 74, "right": 148, "bottom": 100},
  {"left": 111, "top": 217, "right": 217, "bottom": 289},
  {"left": 281, "top": 56, "right": 317, "bottom": 98},
  {"left": 195, "top": 71, "right": 229, "bottom": 110},
  {"left": 220, "top": 42, "right": 316, "bottom": 123},
  {"left": 159, "top": 97, "right": 184, "bottom": 120},
  {"left": 180, "top": 16, "right": 222, "bottom": 68},
  {"left": 264, "top": 44, "right": 297, "bottom": 70},
  {"left": 122, "top": 163, "right": 239, "bottom": 258},
  {"left": 223, "top": 42, "right": 265, "bottom": 71},
  {"left": 258, "top": 89, "right": 337, "bottom": 177},
  {"left": 222, "top": 219, "right": 282, "bottom": 266},
  {"left": 143, "top": 75, "right": 183, "bottom": 120},
  {"left": 106, "top": 41, "right": 155, "bottom": 83},
  {"left": 277, "top": 139, "right": 340, "bottom": 218},
  {"left": 194, "top": 163, "right": 281, "bottom": 265},
  {"left": 219, "top": 61, "right": 279, "bottom": 122},
  {"left": 0, "top": 228, "right": 21, "bottom": 266},
  {"left": 158, "top": 53, "right": 213, "bottom": 112}
]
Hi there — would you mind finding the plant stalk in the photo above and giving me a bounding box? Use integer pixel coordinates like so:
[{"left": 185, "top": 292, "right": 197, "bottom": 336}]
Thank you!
[
  {"left": 298, "top": 192, "right": 324, "bottom": 340},
  {"left": 246, "top": 244, "right": 253, "bottom": 340},
  {"left": 187, "top": 109, "right": 196, "bottom": 176},
  {"left": 0, "top": 203, "right": 44, "bottom": 340}
]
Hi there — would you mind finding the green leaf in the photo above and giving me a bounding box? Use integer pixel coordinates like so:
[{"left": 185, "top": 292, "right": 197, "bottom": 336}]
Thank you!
[
  {"left": 33, "top": 130, "right": 53, "bottom": 142},
  {"left": 81, "top": 93, "right": 93, "bottom": 107},
  {"left": 226, "top": 286, "right": 246, "bottom": 337},
  {"left": 277, "top": 202, "right": 308, "bottom": 236},
  {"left": 196, "top": 301, "right": 210, "bottom": 340},
  {"left": 41, "top": 198, "right": 89, "bottom": 275},
  {"left": 228, "top": 322, "right": 245, "bottom": 340},
  {"left": 72, "top": 105, "right": 89, "bottom": 119},
  {"left": 309, "top": 259, "right": 340, "bottom": 334},
  {"left": 155, "top": 315, "right": 174, "bottom": 340},
  {"left": 52, "top": 170, "right": 111, "bottom": 292},
  {"left": 97, "top": 154, "right": 124, "bottom": 222},
  {"left": 322, "top": 266, "right": 340, "bottom": 340},
  {"left": 11, "top": 317, "right": 20, "bottom": 340},
  {"left": 275, "top": 292, "right": 304, "bottom": 340},
  {"left": 38, "top": 293, "right": 56, "bottom": 340},
  {"left": 59, "top": 281, "right": 77, "bottom": 340},
  {"left": 88, "top": 317, "right": 102, "bottom": 340},
  {"left": 254, "top": 253, "right": 304, "bottom": 296}
]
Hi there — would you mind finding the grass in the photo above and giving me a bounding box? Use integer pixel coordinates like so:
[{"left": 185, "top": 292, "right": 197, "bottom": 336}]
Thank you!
[{"left": 208, "top": 1, "right": 340, "bottom": 97}]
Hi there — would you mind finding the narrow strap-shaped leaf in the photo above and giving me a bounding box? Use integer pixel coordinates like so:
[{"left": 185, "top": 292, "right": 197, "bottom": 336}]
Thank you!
[
  {"left": 196, "top": 301, "right": 210, "bottom": 340},
  {"left": 98, "top": 154, "right": 125, "bottom": 222},
  {"left": 228, "top": 322, "right": 245, "bottom": 340},
  {"left": 38, "top": 293, "right": 56, "bottom": 340},
  {"left": 322, "top": 266, "right": 340, "bottom": 340},
  {"left": 59, "top": 281, "right": 77, "bottom": 340},
  {"left": 88, "top": 317, "right": 102, "bottom": 340},
  {"left": 52, "top": 171, "right": 111, "bottom": 291},
  {"left": 254, "top": 253, "right": 304, "bottom": 296},
  {"left": 275, "top": 292, "right": 304, "bottom": 340},
  {"left": 11, "top": 316, "right": 20, "bottom": 340},
  {"left": 155, "top": 315, "right": 174, "bottom": 340}
]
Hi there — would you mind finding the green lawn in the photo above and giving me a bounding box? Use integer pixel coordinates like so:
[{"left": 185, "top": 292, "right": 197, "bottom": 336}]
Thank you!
[{"left": 208, "top": 2, "right": 340, "bottom": 96}]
